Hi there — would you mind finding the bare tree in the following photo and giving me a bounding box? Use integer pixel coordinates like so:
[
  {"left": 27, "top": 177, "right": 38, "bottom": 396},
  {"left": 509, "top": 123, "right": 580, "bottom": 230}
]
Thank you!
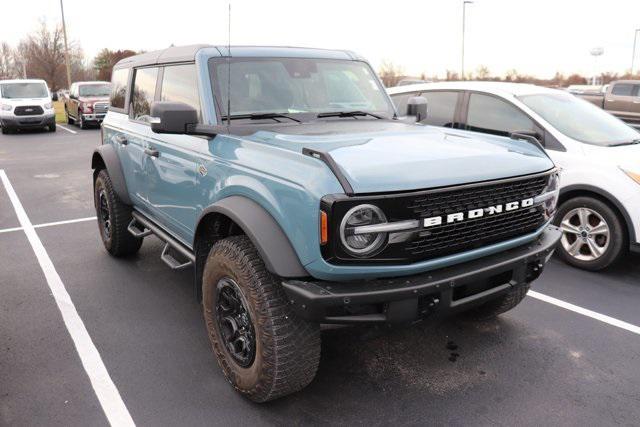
[
  {"left": 17, "top": 21, "right": 66, "bottom": 89},
  {"left": 445, "top": 70, "right": 460, "bottom": 81},
  {"left": 475, "top": 65, "right": 490, "bottom": 80},
  {"left": 0, "top": 42, "right": 21, "bottom": 79},
  {"left": 378, "top": 60, "right": 404, "bottom": 87}
]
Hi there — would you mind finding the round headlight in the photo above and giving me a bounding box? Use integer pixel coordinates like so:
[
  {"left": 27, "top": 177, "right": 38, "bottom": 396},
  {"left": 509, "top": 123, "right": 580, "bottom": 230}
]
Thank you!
[{"left": 339, "top": 204, "right": 387, "bottom": 257}]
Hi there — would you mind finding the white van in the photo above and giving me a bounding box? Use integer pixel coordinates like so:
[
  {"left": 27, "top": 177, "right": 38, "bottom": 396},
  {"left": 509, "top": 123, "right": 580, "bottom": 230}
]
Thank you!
[{"left": 0, "top": 79, "right": 56, "bottom": 133}]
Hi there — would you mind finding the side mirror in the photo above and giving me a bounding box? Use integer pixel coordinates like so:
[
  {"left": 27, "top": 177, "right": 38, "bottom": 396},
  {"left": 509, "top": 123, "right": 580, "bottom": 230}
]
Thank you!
[
  {"left": 51, "top": 93, "right": 58, "bottom": 101},
  {"left": 150, "top": 101, "right": 199, "bottom": 134},
  {"left": 407, "top": 96, "right": 428, "bottom": 122}
]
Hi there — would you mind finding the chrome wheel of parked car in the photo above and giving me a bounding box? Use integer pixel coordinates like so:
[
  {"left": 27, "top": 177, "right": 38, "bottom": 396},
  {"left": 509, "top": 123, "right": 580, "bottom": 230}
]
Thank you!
[
  {"left": 560, "top": 207, "right": 610, "bottom": 261},
  {"left": 215, "top": 277, "right": 256, "bottom": 368}
]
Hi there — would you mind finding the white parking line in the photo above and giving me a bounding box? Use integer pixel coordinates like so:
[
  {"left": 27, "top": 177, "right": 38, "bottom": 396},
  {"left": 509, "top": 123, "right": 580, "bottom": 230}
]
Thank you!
[
  {"left": 58, "top": 124, "right": 77, "bottom": 134},
  {"left": 0, "top": 216, "right": 96, "bottom": 234},
  {"left": 0, "top": 170, "right": 134, "bottom": 427},
  {"left": 528, "top": 290, "right": 640, "bottom": 336}
]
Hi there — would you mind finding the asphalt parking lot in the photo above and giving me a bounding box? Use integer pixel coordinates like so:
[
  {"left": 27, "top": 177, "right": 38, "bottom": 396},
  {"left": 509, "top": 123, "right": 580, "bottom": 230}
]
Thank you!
[{"left": 1, "top": 126, "right": 639, "bottom": 426}]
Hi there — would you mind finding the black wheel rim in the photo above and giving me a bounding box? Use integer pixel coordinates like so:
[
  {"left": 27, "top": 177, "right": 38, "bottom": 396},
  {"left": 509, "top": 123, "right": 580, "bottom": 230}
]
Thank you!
[
  {"left": 98, "top": 189, "right": 111, "bottom": 239},
  {"left": 215, "top": 277, "right": 256, "bottom": 368}
]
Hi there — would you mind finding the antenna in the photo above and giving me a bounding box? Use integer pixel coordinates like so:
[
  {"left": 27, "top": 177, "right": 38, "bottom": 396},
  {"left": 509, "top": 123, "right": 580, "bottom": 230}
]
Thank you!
[{"left": 226, "top": 2, "right": 231, "bottom": 134}]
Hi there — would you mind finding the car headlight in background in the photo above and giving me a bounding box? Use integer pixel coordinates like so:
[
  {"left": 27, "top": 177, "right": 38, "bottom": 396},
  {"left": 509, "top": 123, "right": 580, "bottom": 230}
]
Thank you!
[
  {"left": 340, "top": 204, "right": 388, "bottom": 257},
  {"left": 44, "top": 102, "right": 52, "bottom": 109},
  {"left": 534, "top": 172, "right": 560, "bottom": 220},
  {"left": 0, "top": 104, "right": 11, "bottom": 111},
  {"left": 620, "top": 167, "right": 640, "bottom": 186}
]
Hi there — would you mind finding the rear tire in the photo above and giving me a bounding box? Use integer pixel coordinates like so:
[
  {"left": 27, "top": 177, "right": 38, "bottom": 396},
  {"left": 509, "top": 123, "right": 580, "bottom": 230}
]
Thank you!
[
  {"left": 553, "top": 196, "right": 626, "bottom": 271},
  {"left": 465, "top": 283, "right": 530, "bottom": 319},
  {"left": 202, "top": 236, "right": 321, "bottom": 402},
  {"left": 93, "top": 169, "right": 142, "bottom": 257}
]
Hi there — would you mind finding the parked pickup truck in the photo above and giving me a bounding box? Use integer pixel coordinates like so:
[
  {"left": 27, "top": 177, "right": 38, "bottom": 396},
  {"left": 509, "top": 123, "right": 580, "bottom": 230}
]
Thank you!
[
  {"left": 64, "top": 81, "right": 111, "bottom": 129},
  {"left": 576, "top": 80, "right": 640, "bottom": 127},
  {"left": 92, "top": 45, "right": 561, "bottom": 402}
]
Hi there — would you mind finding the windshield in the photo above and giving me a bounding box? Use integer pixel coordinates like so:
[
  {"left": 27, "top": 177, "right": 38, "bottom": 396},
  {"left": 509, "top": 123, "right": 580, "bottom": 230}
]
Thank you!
[
  {"left": 519, "top": 92, "right": 640, "bottom": 146},
  {"left": 79, "top": 84, "right": 111, "bottom": 97},
  {"left": 210, "top": 58, "right": 395, "bottom": 119},
  {"left": 0, "top": 82, "right": 48, "bottom": 99}
]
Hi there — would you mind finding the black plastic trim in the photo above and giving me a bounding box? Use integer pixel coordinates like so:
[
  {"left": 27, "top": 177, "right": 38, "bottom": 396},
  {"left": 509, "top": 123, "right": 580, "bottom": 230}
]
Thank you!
[
  {"left": 302, "top": 148, "right": 354, "bottom": 195},
  {"left": 196, "top": 196, "right": 308, "bottom": 277},
  {"left": 282, "top": 225, "right": 561, "bottom": 324},
  {"left": 91, "top": 144, "right": 132, "bottom": 205}
]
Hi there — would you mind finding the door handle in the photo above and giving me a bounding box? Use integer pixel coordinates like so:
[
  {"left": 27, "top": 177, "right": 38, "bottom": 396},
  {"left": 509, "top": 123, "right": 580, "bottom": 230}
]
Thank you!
[
  {"left": 606, "top": 99, "right": 615, "bottom": 102},
  {"left": 112, "top": 134, "right": 128, "bottom": 145},
  {"left": 144, "top": 147, "right": 159, "bottom": 157}
]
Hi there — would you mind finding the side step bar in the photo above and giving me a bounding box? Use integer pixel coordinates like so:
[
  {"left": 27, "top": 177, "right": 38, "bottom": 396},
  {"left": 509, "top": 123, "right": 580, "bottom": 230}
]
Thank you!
[{"left": 129, "top": 211, "right": 195, "bottom": 270}]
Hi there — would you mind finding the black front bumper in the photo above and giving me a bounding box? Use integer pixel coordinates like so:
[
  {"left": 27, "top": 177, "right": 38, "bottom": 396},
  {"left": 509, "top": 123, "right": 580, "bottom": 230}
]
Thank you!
[
  {"left": 1, "top": 115, "right": 55, "bottom": 129},
  {"left": 282, "top": 225, "right": 561, "bottom": 324}
]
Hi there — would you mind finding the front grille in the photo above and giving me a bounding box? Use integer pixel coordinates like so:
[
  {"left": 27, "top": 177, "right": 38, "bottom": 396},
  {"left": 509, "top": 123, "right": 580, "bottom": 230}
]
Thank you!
[
  {"left": 402, "top": 175, "right": 548, "bottom": 259},
  {"left": 323, "top": 173, "right": 551, "bottom": 265},
  {"left": 93, "top": 102, "right": 108, "bottom": 114},
  {"left": 14, "top": 105, "right": 44, "bottom": 116}
]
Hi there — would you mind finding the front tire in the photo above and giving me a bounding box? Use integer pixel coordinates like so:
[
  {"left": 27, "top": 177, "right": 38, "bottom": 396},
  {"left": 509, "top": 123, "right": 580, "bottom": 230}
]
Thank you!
[
  {"left": 202, "top": 236, "right": 321, "bottom": 402},
  {"left": 78, "top": 114, "right": 87, "bottom": 129},
  {"left": 553, "top": 196, "right": 626, "bottom": 271},
  {"left": 93, "top": 169, "right": 142, "bottom": 257},
  {"left": 48, "top": 123, "right": 56, "bottom": 132},
  {"left": 66, "top": 108, "right": 74, "bottom": 124}
]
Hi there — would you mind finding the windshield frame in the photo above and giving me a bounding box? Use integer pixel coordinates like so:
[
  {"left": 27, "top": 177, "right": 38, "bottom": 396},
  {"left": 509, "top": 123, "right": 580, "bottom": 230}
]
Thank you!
[
  {"left": 78, "top": 83, "right": 111, "bottom": 97},
  {"left": 0, "top": 82, "right": 49, "bottom": 99},
  {"left": 517, "top": 92, "right": 640, "bottom": 147},
  {"left": 207, "top": 57, "right": 397, "bottom": 124}
]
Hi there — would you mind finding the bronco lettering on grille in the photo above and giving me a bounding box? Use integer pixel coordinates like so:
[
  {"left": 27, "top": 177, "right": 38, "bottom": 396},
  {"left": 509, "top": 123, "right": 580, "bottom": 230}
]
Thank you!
[{"left": 423, "top": 198, "right": 534, "bottom": 228}]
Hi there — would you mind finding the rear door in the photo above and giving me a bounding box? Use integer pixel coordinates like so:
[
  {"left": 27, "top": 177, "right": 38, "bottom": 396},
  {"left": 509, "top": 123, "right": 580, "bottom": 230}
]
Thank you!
[{"left": 142, "top": 63, "right": 204, "bottom": 243}]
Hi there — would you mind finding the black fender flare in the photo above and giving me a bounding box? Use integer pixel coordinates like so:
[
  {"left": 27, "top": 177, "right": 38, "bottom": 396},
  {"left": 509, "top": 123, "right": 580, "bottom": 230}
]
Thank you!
[
  {"left": 91, "top": 145, "right": 132, "bottom": 205},
  {"left": 559, "top": 184, "right": 636, "bottom": 245},
  {"left": 196, "top": 196, "right": 308, "bottom": 278}
]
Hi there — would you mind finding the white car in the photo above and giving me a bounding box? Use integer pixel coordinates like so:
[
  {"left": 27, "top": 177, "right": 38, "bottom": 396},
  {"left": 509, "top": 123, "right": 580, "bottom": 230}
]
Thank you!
[
  {"left": 388, "top": 82, "right": 640, "bottom": 271},
  {"left": 0, "top": 79, "right": 56, "bottom": 133}
]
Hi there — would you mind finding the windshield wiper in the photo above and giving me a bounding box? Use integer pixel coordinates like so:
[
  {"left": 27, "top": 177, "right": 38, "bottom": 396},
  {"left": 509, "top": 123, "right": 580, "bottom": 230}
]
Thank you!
[
  {"left": 316, "top": 110, "right": 385, "bottom": 119},
  {"left": 221, "top": 113, "right": 301, "bottom": 123},
  {"left": 610, "top": 139, "right": 640, "bottom": 147}
]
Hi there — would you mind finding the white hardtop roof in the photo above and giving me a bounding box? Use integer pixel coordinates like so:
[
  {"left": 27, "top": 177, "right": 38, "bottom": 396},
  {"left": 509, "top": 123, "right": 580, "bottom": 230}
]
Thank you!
[{"left": 387, "top": 81, "right": 561, "bottom": 98}]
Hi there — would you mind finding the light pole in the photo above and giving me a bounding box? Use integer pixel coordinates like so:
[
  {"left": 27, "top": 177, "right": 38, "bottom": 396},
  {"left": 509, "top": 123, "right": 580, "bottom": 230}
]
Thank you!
[
  {"left": 59, "top": 0, "right": 72, "bottom": 89},
  {"left": 590, "top": 47, "right": 604, "bottom": 86},
  {"left": 632, "top": 29, "right": 640, "bottom": 76},
  {"left": 461, "top": 0, "right": 474, "bottom": 80}
]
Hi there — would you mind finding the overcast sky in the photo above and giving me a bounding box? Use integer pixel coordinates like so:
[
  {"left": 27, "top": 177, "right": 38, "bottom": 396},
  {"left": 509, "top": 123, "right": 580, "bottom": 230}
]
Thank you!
[{"left": 4, "top": 0, "right": 640, "bottom": 78}]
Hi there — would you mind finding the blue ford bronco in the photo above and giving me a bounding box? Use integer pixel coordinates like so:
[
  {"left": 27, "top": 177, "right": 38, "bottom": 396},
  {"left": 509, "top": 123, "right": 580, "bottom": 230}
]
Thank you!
[{"left": 92, "top": 45, "right": 561, "bottom": 401}]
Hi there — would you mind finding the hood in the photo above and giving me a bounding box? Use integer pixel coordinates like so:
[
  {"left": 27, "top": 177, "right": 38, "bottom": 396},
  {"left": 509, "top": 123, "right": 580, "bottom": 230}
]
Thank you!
[
  {"left": 247, "top": 121, "right": 555, "bottom": 194},
  {"left": 78, "top": 96, "right": 109, "bottom": 103},
  {"left": 582, "top": 143, "right": 640, "bottom": 172}
]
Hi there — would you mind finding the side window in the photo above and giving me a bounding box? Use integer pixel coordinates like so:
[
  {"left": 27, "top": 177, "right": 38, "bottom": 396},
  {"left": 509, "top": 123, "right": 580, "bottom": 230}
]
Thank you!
[
  {"left": 390, "top": 92, "right": 419, "bottom": 115},
  {"left": 131, "top": 67, "right": 158, "bottom": 121},
  {"left": 633, "top": 85, "right": 640, "bottom": 97},
  {"left": 611, "top": 83, "right": 634, "bottom": 96},
  {"left": 110, "top": 68, "right": 129, "bottom": 110},
  {"left": 421, "top": 91, "right": 459, "bottom": 127},
  {"left": 160, "top": 64, "right": 201, "bottom": 120},
  {"left": 466, "top": 93, "right": 535, "bottom": 136}
]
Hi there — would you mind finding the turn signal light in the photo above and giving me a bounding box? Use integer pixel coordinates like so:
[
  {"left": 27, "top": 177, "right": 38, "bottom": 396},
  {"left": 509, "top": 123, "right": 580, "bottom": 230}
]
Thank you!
[{"left": 320, "top": 211, "right": 328, "bottom": 245}]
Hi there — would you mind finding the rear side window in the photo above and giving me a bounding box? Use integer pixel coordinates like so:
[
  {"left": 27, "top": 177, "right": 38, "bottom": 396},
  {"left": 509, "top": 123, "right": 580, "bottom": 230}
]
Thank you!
[
  {"left": 131, "top": 67, "right": 159, "bottom": 120},
  {"left": 160, "top": 64, "right": 201, "bottom": 120},
  {"left": 421, "top": 91, "right": 459, "bottom": 127},
  {"left": 110, "top": 68, "right": 129, "bottom": 109},
  {"left": 466, "top": 93, "right": 535, "bottom": 136},
  {"left": 611, "top": 84, "right": 634, "bottom": 96}
]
